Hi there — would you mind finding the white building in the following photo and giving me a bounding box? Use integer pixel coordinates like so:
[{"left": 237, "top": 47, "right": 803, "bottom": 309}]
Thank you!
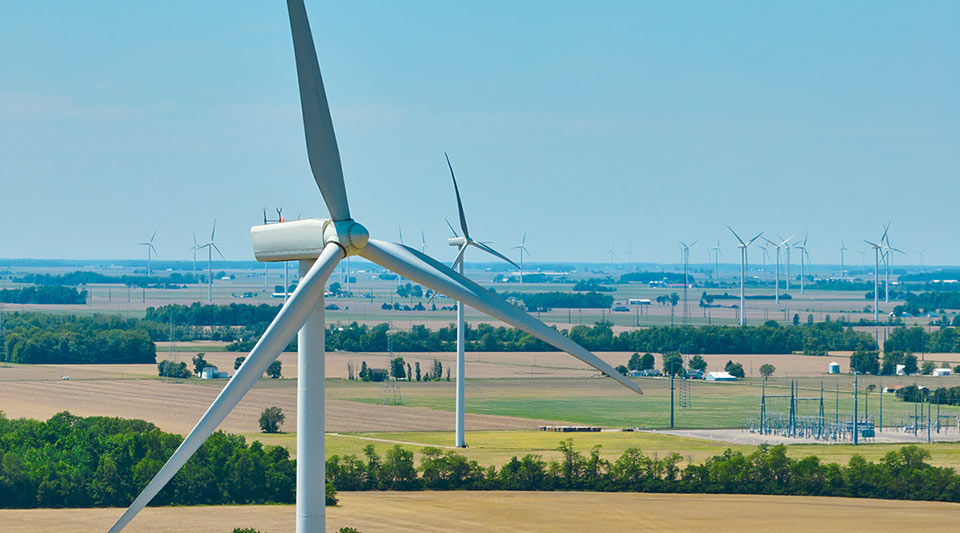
[
  {"left": 933, "top": 368, "right": 953, "bottom": 377},
  {"left": 201, "top": 366, "right": 229, "bottom": 379},
  {"left": 706, "top": 371, "right": 737, "bottom": 382}
]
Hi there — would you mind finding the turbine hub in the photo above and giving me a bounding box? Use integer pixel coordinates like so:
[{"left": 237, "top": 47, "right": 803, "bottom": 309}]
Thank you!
[{"left": 328, "top": 219, "right": 369, "bottom": 256}]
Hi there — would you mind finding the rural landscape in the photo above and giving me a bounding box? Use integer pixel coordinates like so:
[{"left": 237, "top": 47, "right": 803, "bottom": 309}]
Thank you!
[{"left": 2, "top": 1, "right": 958, "bottom": 532}]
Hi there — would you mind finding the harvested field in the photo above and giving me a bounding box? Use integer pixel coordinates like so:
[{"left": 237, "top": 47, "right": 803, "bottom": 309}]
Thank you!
[
  {"left": 4, "top": 492, "right": 960, "bottom": 532},
  {"left": 0, "top": 379, "right": 559, "bottom": 435}
]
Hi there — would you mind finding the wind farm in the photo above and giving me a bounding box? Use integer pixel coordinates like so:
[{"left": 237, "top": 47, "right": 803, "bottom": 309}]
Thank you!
[{"left": 2, "top": 1, "right": 960, "bottom": 532}]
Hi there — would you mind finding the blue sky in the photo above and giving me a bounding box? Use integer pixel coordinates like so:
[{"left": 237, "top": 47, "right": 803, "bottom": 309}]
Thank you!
[{"left": 1, "top": 1, "right": 957, "bottom": 265}]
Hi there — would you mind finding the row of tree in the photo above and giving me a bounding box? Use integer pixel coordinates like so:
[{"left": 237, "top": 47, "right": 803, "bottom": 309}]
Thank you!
[
  {"left": 898, "top": 384, "right": 960, "bottom": 406},
  {"left": 0, "top": 411, "right": 295, "bottom": 508},
  {"left": 0, "top": 286, "right": 87, "bottom": 304},
  {"left": 884, "top": 326, "right": 960, "bottom": 353},
  {"left": 327, "top": 440, "right": 960, "bottom": 503},
  {"left": 1, "top": 312, "right": 155, "bottom": 364},
  {"left": 13, "top": 271, "right": 200, "bottom": 288},
  {"left": 895, "top": 291, "right": 960, "bottom": 315}
]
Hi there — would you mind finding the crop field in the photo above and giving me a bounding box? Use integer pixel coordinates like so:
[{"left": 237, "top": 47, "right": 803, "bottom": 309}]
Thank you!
[{"left": 4, "top": 492, "right": 960, "bottom": 532}]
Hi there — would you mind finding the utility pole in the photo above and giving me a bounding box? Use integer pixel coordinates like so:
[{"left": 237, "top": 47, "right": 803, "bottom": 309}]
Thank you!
[
  {"left": 853, "top": 371, "right": 859, "bottom": 445},
  {"left": 670, "top": 359, "right": 675, "bottom": 428}
]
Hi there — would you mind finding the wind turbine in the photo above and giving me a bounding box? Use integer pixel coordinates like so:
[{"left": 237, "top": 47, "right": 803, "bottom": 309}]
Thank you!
[
  {"left": 728, "top": 227, "right": 762, "bottom": 326},
  {"left": 194, "top": 220, "right": 224, "bottom": 303},
  {"left": 137, "top": 231, "right": 158, "bottom": 276},
  {"left": 710, "top": 239, "right": 722, "bottom": 281},
  {"left": 881, "top": 223, "right": 903, "bottom": 303},
  {"left": 678, "top": 240, "right": 696, "bottom": 325},
  {"left": 512, "top": 232, "right": 530, "bottom": 285},
  {"left": 444, "top": 152, "right": 519, "bottom": 448},
  {"left": 794, "top": 233, "right": 810, "bottom": 295},
  {"left": 865, "top": 236, "right": 884, "bottom": 323},
  {"left": 190, "top": 233, "right": 199, "bottom": 277},
  {"left": 763, "top": 234, "right": 792, "bottom": 304},
  {"left": 781, "top": 234, "right": 793, "bottom": 293},
  {"left": 420, "top": 229, "right": 428, "bottom": 254},
  {"left": 606, "top": 243, "right": 616, "bottom": 265},
  {"left": 840, "top": 241, "right": 848, "bottom": 282},
  {"left": 625, "top": 244, "right": 635, "bottom": 265},
  {"left": 756, "top": 242, "right": 769, "bottom": 285},
  {"left": 109, "top": 3, "right": 642, "bottom": 531},
  {"left": 917, "top": 249, "right": 926, "bottom": 267}
]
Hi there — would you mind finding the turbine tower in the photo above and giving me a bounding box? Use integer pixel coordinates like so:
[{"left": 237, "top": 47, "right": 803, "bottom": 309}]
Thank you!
[
  {"left": 881, "top": 223, "right": 903, "bottom": 303},
  {"left": 109, "top": 3, "right": 642, "bottom": 531},
  {"left": 678, "top": 240, "right": 696, "bottom": 325},
  {"left": 865, "top": 237, "right": 883, "bottom": 323},
  {"left": 194, "top": 220, "right": 224, "bottom": 302},
  {"left": 512, "top": 232, "right": 530, "bottom": 285},
  {"left": 782, "top": 235, "right": 793, "bottom": 293},
  {"left": 795, "top": 233, "right": 810, "bottom": 295},
  {"left": 710, "top": 239, "right": 722, "bottom": 281},
  {"left": 606, "top": 243, "right": 616, "bottom": 266},
  {"left": 763, "top": 235, "right": 793, "bottom": 305},
  {"left": 757, "top": 242, "right": 769, "bottom": 285},
  {"left": 840, "top": 241, "right": 848, "bottom": 282},
  {"left": 728, "top": 227, "right": 762, "bottom": 326},
  {"left": 190, "top": 233, "right": 199, "bottom": 277},
  {"left": 444, "top": 152, "right": 519, "bottom": 448},
  {"left": 137, "top": 231, "right": 158, "bottom": 276}
]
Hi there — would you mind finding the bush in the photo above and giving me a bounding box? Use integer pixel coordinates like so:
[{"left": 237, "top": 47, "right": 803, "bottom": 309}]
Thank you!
[
  {"left": 266, "top": 360, "right": 282, "bottom": 379},
  {"left": 724, "top": 360, "right": 745, "bottom": 379},
  {"left": 157, "top": 359, "right": 191, "bottom": 378},
  {"left": 758, "top": 363, "right": 775, "bottom": 378},
  {"left": 259, "top": 406, "right": 285, "bottom": 433}
]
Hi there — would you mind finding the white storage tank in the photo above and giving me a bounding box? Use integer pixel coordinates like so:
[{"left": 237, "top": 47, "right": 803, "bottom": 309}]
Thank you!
[{"left": 828, "top": 362, "right": 840, "bottom": 374}]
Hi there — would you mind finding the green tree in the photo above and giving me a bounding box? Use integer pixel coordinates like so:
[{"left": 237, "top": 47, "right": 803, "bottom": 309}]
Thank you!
[
  {"left": 724, "top": 360, "right": 745, "bottom": 378},
  {"left": 902, "top": 354, "right": 919, "bottom": 375},
  {"left": 850, "top": 350, "right": 880, "bottom": 375},
  {"left": 157, "top": 360, "right": 191, "bottom": 378},
  {"left": 615, "top": 365, "right": 628, "bottom": 375},
  {"left": 234, "top": 356, "right": 246, "bottom": 370},
  {"left": 759, "top": 363, "right": 776, "bottom": 378},
  {"left": 259, "top": 406, "right": 285, "bottom": 433},
  {"left": 266, "top": 360, "right": 282, "bottom": 379},
  {"left": 689, "top": 355, "right": 707, "bottom": 372},
  {"left": 663, "top": 352, "right": 685, "bottom": 377},
  {"left": 390, "top": 357, "right": 406, "bottom": 380},
  {"left": 192, "top": 352, "right": 208, "bottom": 375},
  {"left": 415, "top": 361, "right": 421, "bottom": 382},
  {"left": 793, "top": 313, "right": 800, "bottom": 325},
  {"left": 641, "top": 353, "right": 655, "bottom": 370},
  {"left": 921, "top": 360, "right": 936, "bottom": 375},
  {"left": 628, "top": 353, "right": 642, "bottom": 371},
  {"left": 669, "top": 293, "right": 679, "bottom": 327}
]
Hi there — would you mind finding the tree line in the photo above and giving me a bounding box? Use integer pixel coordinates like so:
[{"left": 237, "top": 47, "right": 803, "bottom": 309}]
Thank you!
[
  {"left": 0, "top": 411, "right": 296, "bottom": 509},
  {"left": 495, "top": 291, "right": 615, "bottom": 311},
  {"left": 896, "top": 292, "right": 960, "bottom": 315},
  {"left": 0, "top": 312, "right": 155, "bottom": 364},
  {"left": 885, "top": 326, "right": 960, "bottom": 353},
  {"left": 0, "top": 286, "right": 87, "bottom": 305},
  {"left": 327, "top": 440, "right": 960, "bottom": 504},
  {"left": 13, "top": 271, "right": 199, "bottom": 288},
  {"left": 898, "top": 384, "right": 960, "bottom": 406}
]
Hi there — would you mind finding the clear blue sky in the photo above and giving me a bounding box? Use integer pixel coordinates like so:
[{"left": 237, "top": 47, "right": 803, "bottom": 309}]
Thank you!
[{"left": 1, "top": 1, "right": 957, "bottom": 265}]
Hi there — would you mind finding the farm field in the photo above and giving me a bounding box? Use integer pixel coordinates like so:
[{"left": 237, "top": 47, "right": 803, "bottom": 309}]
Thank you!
[{"left": 4, "top": 492, "right": 960, "bottom": 532}]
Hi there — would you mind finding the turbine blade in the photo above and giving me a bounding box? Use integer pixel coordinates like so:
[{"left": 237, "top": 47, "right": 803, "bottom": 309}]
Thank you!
[
  {"left": 360, "top": 239, "right": 642, "bottom": 395},
  {"left": 444, "top": 218, "right": 459, "bottom": 238},
  {"left": 212, "top": 243, "right": 225, "bottom": 260},
  {"left": 451, "top": 243, "right": 469, "bottom": 270},
  {"left": 149, "top": 244, "right": 159, "bottom": 257},
  {"left": 211, "top": 219, "right": 217, "bottom": 241},
  {"left": 287, "top": 0, "right": 351, "bottom": 221},
  {"left": 108, "top": 243, "right": 344, "bottom": 532},
  {"left": 521, "top": 231, "right": 527, "bottom": 245},
  {"left": 445, "top": 152, "right": 470, "bottom": 239},
  {"left": 150, "top": 230, "right": 157, "bottom": 243},
  {"left": 726, "top": 226, "right": 745, "bottom": 245},
  {"left": 472, "top": 241, "right": 520, "bottom": 270},
  {"left": 747, "top": 232, "right": 764, "bottom": 245}
]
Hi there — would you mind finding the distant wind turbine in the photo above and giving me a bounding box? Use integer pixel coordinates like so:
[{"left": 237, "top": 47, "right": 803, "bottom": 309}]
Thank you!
[
  {"left": 865, "top": 232, "right": 885, "bottom": 323},
  {"left": 794, "top": 233, "right": 810, "bottom": 295},
  {"left": 756, "top": 242, "right": 769, "bottom": 285},
  {"left": 137, "top": 231, "right": 158, "bottom": 276},
  {"left": 763, "top": 234, "right": 793, "bottom": 304},
  {"left": 881, "top": 223, "right": 904, "bottom": 303},
  {"left": 511, "top": 232, "right": 531, "bottom": 286},
  {"left": 710, "top": 239, "right": 722, "bottom": 281},
  {"left": 840, "top": 241, "right": 848, "bottom": 282},
  {"left": 728, "top": 227, "right": 763, "bottom": 326},
  {"left": 607, "top": 243, "right": 616, "bottom": 265},
  {"left": 194, "top": 220, "right": 224, "bottom": 302},
  {"left": 678, "top": 240, "right": 696, "bottom": 325},
  {"left": 444, "top": 152, "right": 519, "bottom": 449},
  {"left": 420, "top": 229, "right": 428, "bottom": 254}
]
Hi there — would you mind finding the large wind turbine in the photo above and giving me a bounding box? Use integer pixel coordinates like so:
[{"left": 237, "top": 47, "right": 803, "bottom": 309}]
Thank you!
[
  {"left": 444, "top": 152, "right": 519, "bottom": 448},
  {"left": 881, "top": 223, "right": 903, "bottom": 303},
  {"left": 194, "top": 220, "right": 224, "bottom": 302},
  {"left": 137, "top": 231, "right": 158, "bottom": 276},
  {"left": 109, "top": 3, "right": 641, "bottom": 531},
  {"left": 782, "top": 235, "right": 793, "bottom": 293},
  {"left": 678, "top": 240, "right": 696, "bottom": 325},
  {"left": 728, "top": 227, "right": 762, "bottom": 326},
  {"left": 795, "top": 233, "right": 810, "bottom": 295},
  {"left": 757, "top": 242, "right": 769, "bottom": 285},
  {"left": 190, "top": 233, "right": 199, "bottom": 277},
  {"left": 512, "top": 232, "right": 530, "bottom": 285}
]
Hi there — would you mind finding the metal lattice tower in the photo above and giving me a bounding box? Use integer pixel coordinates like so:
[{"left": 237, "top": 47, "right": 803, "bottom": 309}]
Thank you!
[{"left": 678, "top": 377, "right": 691, "bottom": 408}]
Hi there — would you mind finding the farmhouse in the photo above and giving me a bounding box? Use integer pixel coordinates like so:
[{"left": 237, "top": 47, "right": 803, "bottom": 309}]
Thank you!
[{"left": 201, "top": 366, "right": 229, "bottom": 379}]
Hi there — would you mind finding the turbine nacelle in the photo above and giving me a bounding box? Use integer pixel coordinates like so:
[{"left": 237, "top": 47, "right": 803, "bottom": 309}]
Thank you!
[
  {"left": 251, "top": 218, "right": 369, "bottom": 262},
  {"left": 448, "top": 236, "right": 467, "bottom": 247}
]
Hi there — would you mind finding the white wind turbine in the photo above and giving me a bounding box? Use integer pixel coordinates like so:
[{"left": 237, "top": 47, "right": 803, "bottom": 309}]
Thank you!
[
  {"left": 881, "top": 223, "right": 904, "bottom": 303},
  {"left": 607, "top": 243, "right": 617, "bottom": 265},
  {"left": 678, "top": 240, "right": 696, "bottom": 324},
  {"left": 512, "top": 232, "right": 530, "bottom": 285},
  {"left": 137, "top": 231, "right": 158, "bottom": 276},
  {"left": 710, "top": 239, "right": 722, "bottom": 281},
  {"left": 109, "top": 3, "right": 642, "bottom": 531},
  {"left": 840, "top": 241, "right": 848, "bottom": 282},
  {"left": 865, "top": 235, "right": 884, "bottom": 323},
  {"left": 763, "top": 234, "right": 793, "bottom": 304},
  {"left": 420, "top": 229, "right": 428, "bottom": 254},
  {"left": 728, "top": 227, "right": 762, "bottom": 326},
  {"left": 794, "top": 233, "right": 810, "bottom": 295},
  {"left": 194, "top": 220, "right": 224, "bottom": 303},
  {"left": 782, "top": 235, "right": 793, "bottom": 293},
  {"left": 443, "top": 152, "right": 519, "bottom": 448},
  {"left": 756, "top": 242, "right": 769, "bottom": 285}
]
